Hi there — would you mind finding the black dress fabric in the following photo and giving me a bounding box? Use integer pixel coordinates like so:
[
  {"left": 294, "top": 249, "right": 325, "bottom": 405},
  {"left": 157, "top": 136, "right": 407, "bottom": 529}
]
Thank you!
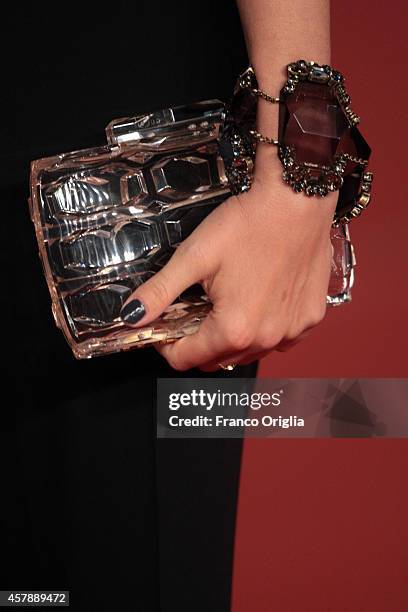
[{"left": 2, "top": 2, "right": 255, "bottom": 611}]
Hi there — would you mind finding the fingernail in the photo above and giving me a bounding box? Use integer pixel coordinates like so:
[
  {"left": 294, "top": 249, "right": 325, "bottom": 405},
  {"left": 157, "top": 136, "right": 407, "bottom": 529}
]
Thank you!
[{"left": 120, "top": 299, "right": 146, "bottom": 325}]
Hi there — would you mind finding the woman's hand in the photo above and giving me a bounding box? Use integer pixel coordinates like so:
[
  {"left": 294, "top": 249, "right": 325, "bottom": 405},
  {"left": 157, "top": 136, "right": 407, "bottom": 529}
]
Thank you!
[
  {"left": 120, "top": 0, "right": 335, "bottom": 372},
  {"left": 120, "top": 165, "right": 337, "bottom": 371}
]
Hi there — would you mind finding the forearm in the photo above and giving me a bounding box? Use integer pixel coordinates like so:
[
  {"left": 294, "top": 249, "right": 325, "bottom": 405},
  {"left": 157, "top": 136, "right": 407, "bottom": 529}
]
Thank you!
[
  {"left": 236, "top": 0, "right": 331, "bottom": 86},
  {"left": 236, "top": 0, "right": 331, "bottom": 178}
]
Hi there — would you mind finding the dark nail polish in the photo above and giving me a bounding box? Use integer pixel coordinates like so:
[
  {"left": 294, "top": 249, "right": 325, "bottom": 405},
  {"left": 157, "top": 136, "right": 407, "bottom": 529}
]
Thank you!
[{"left": 120, "top": 299, "right": 146, "bottom": 324}]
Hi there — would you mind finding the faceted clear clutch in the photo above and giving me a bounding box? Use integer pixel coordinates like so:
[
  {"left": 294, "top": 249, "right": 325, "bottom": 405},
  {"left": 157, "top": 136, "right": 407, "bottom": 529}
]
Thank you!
[{"left": 29, "top": 100, "right": 355, "bottom": 359}]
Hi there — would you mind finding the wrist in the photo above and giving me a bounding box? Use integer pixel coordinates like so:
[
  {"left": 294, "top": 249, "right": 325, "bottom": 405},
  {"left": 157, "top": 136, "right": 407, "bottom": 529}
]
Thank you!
[
  {"left": 247, "top": 171, "right": 338, "bottom": 228},
  {"left": 222, "top": 61, "right": 373, "bottom": 226},
  {"left": 252, "top": 141, "right": 283, "bottom": 185}
]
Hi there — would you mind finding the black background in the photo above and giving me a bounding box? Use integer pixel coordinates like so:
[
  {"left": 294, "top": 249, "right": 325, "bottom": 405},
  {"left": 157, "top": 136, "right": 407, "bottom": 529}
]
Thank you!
[{"left": 1, "top": 3, "right": 255, "bottom": 611}]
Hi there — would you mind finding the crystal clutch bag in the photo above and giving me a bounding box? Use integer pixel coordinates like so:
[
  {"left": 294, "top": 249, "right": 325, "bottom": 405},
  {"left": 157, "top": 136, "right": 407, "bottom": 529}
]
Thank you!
[{"left": 29, "top": 100, "right": 355, "bottom": 359}]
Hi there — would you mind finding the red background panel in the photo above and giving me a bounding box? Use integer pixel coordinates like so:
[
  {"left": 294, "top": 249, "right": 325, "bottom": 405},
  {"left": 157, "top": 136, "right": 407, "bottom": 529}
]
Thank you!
[{"left": 233, "top": 1, "right": 408, "bottom": 610}]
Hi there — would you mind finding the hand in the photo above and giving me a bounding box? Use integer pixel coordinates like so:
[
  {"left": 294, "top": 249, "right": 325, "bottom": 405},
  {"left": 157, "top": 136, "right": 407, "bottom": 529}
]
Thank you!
[{"left": 120, "top": 174, "right": 336, "bottom": 371}]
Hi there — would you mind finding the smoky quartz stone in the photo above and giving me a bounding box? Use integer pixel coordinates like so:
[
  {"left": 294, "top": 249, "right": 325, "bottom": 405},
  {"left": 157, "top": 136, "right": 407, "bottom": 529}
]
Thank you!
[
  {"left": 279, "top": 76, "right": 372, "bottom": 213},
  {"left": 279, "top": 81, "right": 351, "bottom": 167}
]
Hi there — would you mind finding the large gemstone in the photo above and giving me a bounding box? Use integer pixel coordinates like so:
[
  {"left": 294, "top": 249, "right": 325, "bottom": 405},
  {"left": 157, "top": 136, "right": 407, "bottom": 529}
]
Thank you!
[{"left": 279, "top": 81, "right": 351, "bottom": 166}]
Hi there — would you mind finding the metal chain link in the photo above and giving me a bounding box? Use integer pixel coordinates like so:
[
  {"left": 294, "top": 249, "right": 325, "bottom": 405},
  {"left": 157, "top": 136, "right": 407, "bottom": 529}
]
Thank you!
[
  {"left": 249, "top": 129, "right": 279, "bottom": 146},
  {"left": 249, "top": 134, "right": 369, "bottom": 166},
  {"left": 342, "top": 153, "right": 369, "bottom": 166},
  {"left": 251, "top": 88, "right": 281, "bottom": 104}
]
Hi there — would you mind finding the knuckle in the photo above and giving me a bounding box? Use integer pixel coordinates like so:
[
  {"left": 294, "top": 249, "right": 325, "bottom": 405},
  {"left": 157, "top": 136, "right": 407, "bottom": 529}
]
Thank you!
[
  {"left": 308, "top": 301, "right": 327, "bottom": 327},
  {"left": 258, "top": 329, "right": 283, "bottom": 351},
  {"left": 221, "top": 315, "right": 254, "bottom": 351},
  {"left": 286, "top": 324, "right": 304, "bottom": 342},
  {"left": 166, "top": 354, "right": 189, "bottom": 372},
  {"left": 178, "top": 238, "right": 209, "bottom": 272},
  {"left": 179, "top": 237, "right": 201, "bottom": 259},
  {"left": 148, "top": 276, "right": 170, "bottom": 308}
]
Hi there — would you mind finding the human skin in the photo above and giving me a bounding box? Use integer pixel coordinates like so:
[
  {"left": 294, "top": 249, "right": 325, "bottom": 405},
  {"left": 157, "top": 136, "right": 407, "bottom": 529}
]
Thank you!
[{"left": 121, "top": 0, "right": 337, "bottom": 371}]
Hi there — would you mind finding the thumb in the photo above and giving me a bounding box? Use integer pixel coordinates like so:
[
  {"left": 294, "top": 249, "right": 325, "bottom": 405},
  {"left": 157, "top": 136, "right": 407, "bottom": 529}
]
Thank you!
[{"left": 120, "top": 244, "right": 205, "bottom": 327}]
